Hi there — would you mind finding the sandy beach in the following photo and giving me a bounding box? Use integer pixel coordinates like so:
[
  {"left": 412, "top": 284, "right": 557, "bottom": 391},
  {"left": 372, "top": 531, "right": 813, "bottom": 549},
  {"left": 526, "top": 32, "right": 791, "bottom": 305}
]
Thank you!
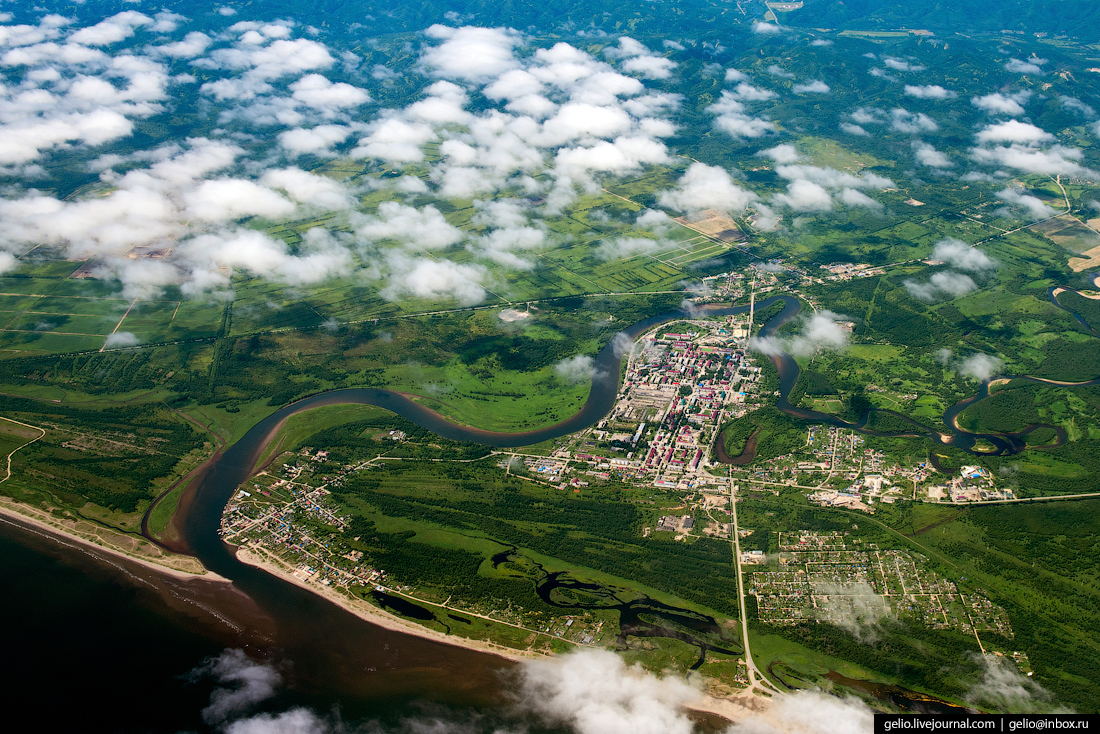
[
  {"left": 233, "top": 544, "right": 770, "bottom": 722},
  {"left": 0, "top": 497, "right": 767, "bottom": 721},
  {"left": 235, "top": 544, "right": 537, "bottom": 663},
  {"left": 0, "top": 499, "right": 228, "bottom": 582}
]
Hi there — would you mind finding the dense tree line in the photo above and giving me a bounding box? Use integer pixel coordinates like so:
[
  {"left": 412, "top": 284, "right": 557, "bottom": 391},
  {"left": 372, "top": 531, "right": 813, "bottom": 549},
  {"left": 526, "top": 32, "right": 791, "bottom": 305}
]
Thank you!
[
  {"left": 894, "top": 500, "right": 1100, "bottom": 712},
  {"left": 331, "top": 469, "right": 741, "bottom": 616},
  {"left": 958, "top": 383, "right": 1042, "bottom": 433},
  {"left": 721, "top": 406, "right": 808, "bottom": 462}
]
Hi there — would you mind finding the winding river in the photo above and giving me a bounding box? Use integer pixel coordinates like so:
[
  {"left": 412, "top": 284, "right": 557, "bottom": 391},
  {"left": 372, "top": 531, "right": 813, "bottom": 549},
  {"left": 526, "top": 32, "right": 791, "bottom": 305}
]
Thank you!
[
  {"left": 153, "top": 296, "right": 795, "bottom": 707},
  {"left": 143, "top": 287, "right": 1100, "bottom": 706},
  {"left": 716, "top": 287, "right": 1100, "bottom": 462}
]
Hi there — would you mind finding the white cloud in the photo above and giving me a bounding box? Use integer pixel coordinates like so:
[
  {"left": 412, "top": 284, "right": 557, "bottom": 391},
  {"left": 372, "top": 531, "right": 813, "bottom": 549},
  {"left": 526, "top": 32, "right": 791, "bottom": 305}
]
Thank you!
[
  {"left": 0, "top": 16, "right": 697, "bottom": 306},
  {"left": 729, "top": 82, "right": 778, "bottom": 102},
  {"left": 774, "top": 179, "right": 833, "bottom": 212},
  {"left": 752, "top": 22, "right": 782, "bottom": 34},
  {"left": 596, "top": 236, "right": 663, "bottom": 261},
  {"left": 905, "top": 271, "right": 978, "bottom": 301},
  {"left": 970, "top": 121, "right": 1095, "bottom": 178},
  {"left": 971, "top": 91, "right": 1031, "bottom": 116},
  {"left": 839, "top": 188, "right": 883, "bottom": 210},
  {"left": 103, "top": 331, "right": 141, "bottom": 349},
  {"left": 207, "top": 647, "right": 878, "bottom": 734},
  {"left": 995, "top": 187, "right": 1059, "bottom": 219},
  {"left": 602, "top": 37, "right": 650, "bottom": 60},
  {"left": 884, "top": 57, "right": 925, "bottom": 72},
  {"left": 352, "top": 118, "right": 436, "bottom": 162},
  {"left": 752, "top": 310, "right": 851, "bottom": 357},
  {"left": 542, "top": 103, "right": 633, "bottom": 144},
  {"left": 932, "top": 238, "right": 996, "bottom": 271},
  {"left": 792, "top": 80, "right": 830, "bottom": 94},
  {"left": 760, "top": 144, "right": 799, "bottom": 164},
  {"left": 1005, "top": 57, "right": 1045, "bottom": 75},
  {"left": 1060, "top": 96, "right": 1096, "bottom": 118},
  {"left": 406, "top": 81, "right": 473, "bottom": 125},
  {"left": 473, "top": 225, "right": 547, "bottom": 268},
  {"left": 725, "top": 690, "right": 874, "bottom": 734},
  {"left": 483, "top": 68, "right": 543, "bottom": 100},
  {"left": 957, "top": 353, "right": 1005, "bottom": 382},
  {"left": 904, "top": 84, "right": 956, "bottom": 100},
  {"left": 152, "top": 31, "right": 211, "bottom": 58},
  {"left": 972, "top": 144, "right": 1094, "bottom": 177},
  {"left": 519, "top": 649, "right": 699, "bottom": 734},
  {"left": 197, "top": 649, "right": 281, "bottom": 725},
  {"left": 554, "top": 354, "right": 597, "bottom": 383},
  {"left": 706, "top": 91, "right": 775, "bottom": 140},
  {"left": 278, "top": 124, "right": 351, "bottom": 156},
  {"left": 223, "top": 709, "right": 324, "bottom": 734},
  {"left": 724, "top": 68, "right": 748, "bottom": 82},
  {"left": 289, "top": 74, "right": 369, "bottom": 111},
  {"left": 354, "top": 202, "right": 464, "bottom": 249},
  {"left": 966, "top": 654, "right": 1066, "bottom": 714},
  {"left": 421, "top": 25, "right": 520, "bottom": 82},
  {"left": 555, "top": 137, "right": 671, "bottom": 176},
  {"left": 198, "top": 38, "right": 335, "bottom": 99},
  {"left": 0, "top": 110, "right": 135, "bottom": 164},
  {"left": 811, "top": 581, "right": 889, "bottom": 642},
  {"left": 976, "top": 119, "right": 1053, "bottom": 145},
  {"left": 379, "top": 253, "right": 487, "bottom": 305},
  {"left": 851, "top": 107, "right": 884, "bottom": 125},
  {"left": 69, "top": 11, "right": 152, "bottom": 46},
  {"left": 913, "top": 141, "right": 953, "bottom": 168},
  {"left": 890, "top": 108, "right": 938, "bottom": 133},
  {"left": 636, "top": 208, "right": 673, "bottom": 234},
  {"left": 840, "top": 123, "right": 869, "bottom": 136},
  {"left": 184, "top": 179, "right": 295, "bottom": 222},
  {"left": 658, "top": 162, "right": 758, "bottom": 214},
  {"left": 774, "top": 164, "right": 894, "bottom": 191},
  {"left": 605, "top": 37, "right": 677, "bottom": 80},
  {"left": 150, "top": 11, "right": 186, "bottom": 35},
  {"left": 261, "top": 168, "right": 352, "bottom": 210},
  {"left": 622, "top": 55, "right": 676, "bottom": 80}
]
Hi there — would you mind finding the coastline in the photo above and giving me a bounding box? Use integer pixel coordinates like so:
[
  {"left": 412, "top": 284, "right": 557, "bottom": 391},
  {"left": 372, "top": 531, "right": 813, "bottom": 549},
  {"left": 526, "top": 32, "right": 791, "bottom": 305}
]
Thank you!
[
  {"left": 233, "top": 544, "right": 770, "bottom": 722},
  {"left": 0, "top": 498, "right": 228, "bottom": 582},
  {"left": 234, "top": 544, "right": 536, "bottom": 663}
]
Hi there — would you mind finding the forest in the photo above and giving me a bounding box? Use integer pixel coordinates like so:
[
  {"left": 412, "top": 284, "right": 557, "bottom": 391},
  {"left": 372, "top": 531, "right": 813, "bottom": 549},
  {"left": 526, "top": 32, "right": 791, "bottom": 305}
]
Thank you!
[{"left": 329, "top": 459, "right": 743, "bottom": 618}]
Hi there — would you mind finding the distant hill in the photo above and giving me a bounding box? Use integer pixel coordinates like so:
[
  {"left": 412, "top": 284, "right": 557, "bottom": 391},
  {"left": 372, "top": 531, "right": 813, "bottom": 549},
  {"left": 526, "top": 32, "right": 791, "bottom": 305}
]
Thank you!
[{"left": 787, "top": 0, "right": 1100, "bottom": 39}]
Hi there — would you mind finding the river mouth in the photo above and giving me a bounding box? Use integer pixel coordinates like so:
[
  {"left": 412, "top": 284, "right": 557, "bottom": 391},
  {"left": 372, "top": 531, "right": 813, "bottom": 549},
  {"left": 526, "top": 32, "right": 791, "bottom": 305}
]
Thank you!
[{"left": 159, "top": 298, "right": 790, "bottom": 710}]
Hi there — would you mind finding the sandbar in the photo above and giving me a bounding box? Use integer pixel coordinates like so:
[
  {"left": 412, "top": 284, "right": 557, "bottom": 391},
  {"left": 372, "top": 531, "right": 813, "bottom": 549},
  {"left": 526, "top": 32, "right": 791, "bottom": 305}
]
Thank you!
[{"left": 0, "top": 499, "right": 227, "bottom": 582}]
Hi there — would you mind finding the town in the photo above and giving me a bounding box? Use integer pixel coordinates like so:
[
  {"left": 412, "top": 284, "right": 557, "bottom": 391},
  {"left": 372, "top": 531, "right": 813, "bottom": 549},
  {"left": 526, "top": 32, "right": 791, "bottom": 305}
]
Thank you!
[{"left": 746, "top": 531, "right": 1014, "bottom": 642}]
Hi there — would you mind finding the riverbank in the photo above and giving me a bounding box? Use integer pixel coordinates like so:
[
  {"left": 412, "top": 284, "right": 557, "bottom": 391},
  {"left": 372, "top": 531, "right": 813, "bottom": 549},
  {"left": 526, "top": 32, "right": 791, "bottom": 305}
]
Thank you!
[
  {"left": 234, "top": 544, "right": 771, "bottom": 723},
  {"left": 0, "top": 498, "right": 226, "bottom": 582}
]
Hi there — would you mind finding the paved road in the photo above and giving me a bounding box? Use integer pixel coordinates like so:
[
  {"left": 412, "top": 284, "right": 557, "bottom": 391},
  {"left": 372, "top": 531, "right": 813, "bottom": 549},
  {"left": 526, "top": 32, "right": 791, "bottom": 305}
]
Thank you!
[{"left": 728, "top": 473, "right": 783, "bottom": 695}]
